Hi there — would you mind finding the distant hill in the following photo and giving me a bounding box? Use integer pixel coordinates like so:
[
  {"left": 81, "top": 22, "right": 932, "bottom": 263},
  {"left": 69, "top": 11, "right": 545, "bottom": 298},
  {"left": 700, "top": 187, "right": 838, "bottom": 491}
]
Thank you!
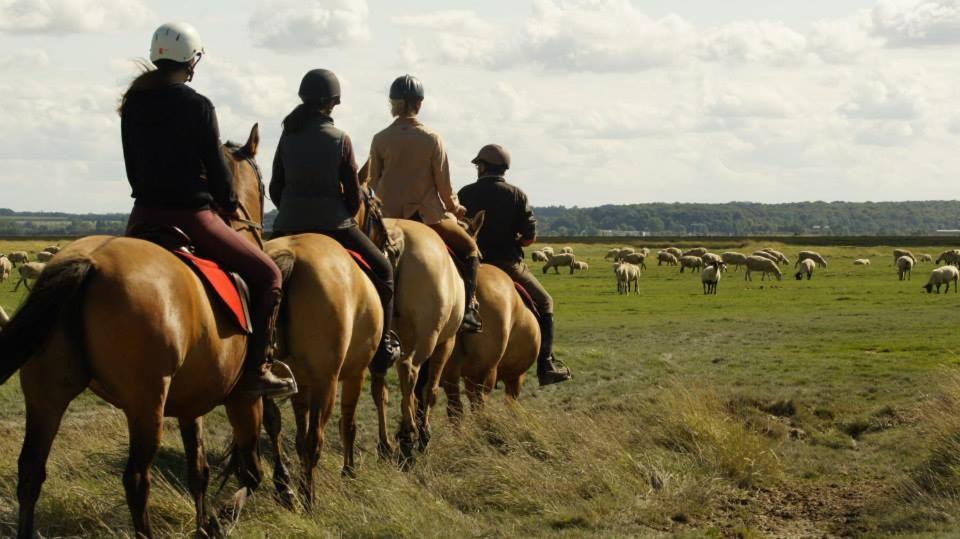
[{"left": 3, "top": 200, "right": 960, "bottom": 237}]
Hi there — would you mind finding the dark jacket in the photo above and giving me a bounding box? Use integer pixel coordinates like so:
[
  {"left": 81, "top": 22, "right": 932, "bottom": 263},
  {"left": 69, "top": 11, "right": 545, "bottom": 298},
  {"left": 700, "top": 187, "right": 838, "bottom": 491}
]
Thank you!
[
  {"left": 270, "top": 114, "right": 360, "bottom": 232},
  {"left": 457, "top": 175, "right": 536, "bottom": 263},
  {"left": 121, "top": 83, "right": 236, "bottom": 212}
]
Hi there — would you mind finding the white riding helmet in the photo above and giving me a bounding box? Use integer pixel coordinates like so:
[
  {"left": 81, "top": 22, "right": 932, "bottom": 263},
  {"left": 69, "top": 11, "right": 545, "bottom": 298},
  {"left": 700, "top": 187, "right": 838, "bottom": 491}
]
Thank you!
[{"left": 150, "top": 22, "right": 204, "bottom": 64}]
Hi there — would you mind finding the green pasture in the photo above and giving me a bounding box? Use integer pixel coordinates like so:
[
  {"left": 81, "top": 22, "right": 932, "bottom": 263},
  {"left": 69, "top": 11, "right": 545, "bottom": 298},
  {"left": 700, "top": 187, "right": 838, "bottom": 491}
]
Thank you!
[{"left": 1, "top": 238, "right": 960, "bottom": 537}]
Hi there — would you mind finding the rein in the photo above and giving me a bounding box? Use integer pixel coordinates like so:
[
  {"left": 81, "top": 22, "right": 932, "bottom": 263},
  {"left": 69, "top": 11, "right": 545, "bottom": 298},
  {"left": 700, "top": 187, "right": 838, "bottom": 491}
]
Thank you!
[{"left": 228, "top": 154, "right": 266, "bottom": 250}]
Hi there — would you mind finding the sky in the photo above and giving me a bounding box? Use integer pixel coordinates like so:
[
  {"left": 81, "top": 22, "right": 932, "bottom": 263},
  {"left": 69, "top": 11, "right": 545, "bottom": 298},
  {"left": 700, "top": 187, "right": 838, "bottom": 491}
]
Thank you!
[{"left": 0, "top": 0, "right": 958, "bottom": 213}]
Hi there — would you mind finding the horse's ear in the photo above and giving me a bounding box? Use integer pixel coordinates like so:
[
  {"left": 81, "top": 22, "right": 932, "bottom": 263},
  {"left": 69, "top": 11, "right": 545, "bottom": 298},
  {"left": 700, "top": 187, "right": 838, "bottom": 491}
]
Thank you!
[
  {"left": 358, "top": 159, "right": 370, "bottom": 186},
  {"left": 468, "top": 210, "right": 485, "bottom": 237},
  {"left": 242, "top": 123, "right": 260, "bottom": 157}
]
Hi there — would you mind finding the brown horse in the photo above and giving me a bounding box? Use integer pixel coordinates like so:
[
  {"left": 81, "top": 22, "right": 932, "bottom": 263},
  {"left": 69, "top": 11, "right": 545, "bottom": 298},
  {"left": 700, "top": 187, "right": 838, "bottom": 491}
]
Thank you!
[
  {"left": 260, "top": 234, "right": 382, "bottom": 507},
  {"left": 441, "top": 264, "right": 541, "bottom": 418},
  {"left": 0, "top": 125, "right": 268, "bottom": 538}
]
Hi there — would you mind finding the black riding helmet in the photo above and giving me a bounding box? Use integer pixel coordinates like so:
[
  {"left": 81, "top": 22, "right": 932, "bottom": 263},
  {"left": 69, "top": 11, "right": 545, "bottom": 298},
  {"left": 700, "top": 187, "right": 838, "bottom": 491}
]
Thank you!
[
  {"left": 299, "top": 69, "right": 341, "bottom": 104},
  {"left": 389, "top": 74, "right": 424, "bottom": 101}
]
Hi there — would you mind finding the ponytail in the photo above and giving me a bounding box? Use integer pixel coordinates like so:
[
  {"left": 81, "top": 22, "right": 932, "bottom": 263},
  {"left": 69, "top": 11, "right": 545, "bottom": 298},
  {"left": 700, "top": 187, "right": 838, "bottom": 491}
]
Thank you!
[
  {"left": 282, "top": 99, "right": 335, "bottom": 133},
  {"left": 117, "top": 59, "right": 189, "bottom": 116}
]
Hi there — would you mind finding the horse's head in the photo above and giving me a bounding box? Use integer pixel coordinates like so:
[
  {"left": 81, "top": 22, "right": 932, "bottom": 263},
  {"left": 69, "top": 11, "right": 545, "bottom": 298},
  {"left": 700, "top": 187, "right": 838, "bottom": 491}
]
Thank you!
[
  {"left": 222, "top": 124, "right": 265, "bottom": 247},
  {"left": 458, "top": 210, "right": 486, "bottom": 240}
]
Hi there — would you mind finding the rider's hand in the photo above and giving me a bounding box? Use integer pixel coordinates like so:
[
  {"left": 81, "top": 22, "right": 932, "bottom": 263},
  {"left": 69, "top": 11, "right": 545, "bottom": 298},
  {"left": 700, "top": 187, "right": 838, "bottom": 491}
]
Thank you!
[{"left": 454, "top": 204, "right": 468, "bottom": 219}]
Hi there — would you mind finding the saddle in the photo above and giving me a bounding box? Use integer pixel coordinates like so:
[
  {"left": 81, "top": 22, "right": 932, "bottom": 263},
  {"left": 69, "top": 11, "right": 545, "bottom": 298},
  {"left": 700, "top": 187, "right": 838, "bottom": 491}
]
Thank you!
[
  {"left": 513, "top": 281, "right": 541, "bottom": 321},
  {"left": 128, "top": 224, "right": 252, "bottom": 334}
]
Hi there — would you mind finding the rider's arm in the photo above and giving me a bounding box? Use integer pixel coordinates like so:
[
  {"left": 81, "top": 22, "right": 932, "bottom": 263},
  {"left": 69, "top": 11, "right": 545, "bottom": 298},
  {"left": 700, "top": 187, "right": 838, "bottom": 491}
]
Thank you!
[
  {"left": 431, "top": 135, "right": 459, "bottom": 211},
  {"left": 367, "top": 135, "right": 383, "bottom": 192},
  {"left": 199, "top": 102, "right": 238, "bottom": 213},
  {"left": 340, "top": 134, "right": 362, "bottom": 216},
  {"left": 268, "top": 141, "right": 285, "bottom": 206},
  {"left": 517, "top": 190, "right": 537, "bottom": 246}
]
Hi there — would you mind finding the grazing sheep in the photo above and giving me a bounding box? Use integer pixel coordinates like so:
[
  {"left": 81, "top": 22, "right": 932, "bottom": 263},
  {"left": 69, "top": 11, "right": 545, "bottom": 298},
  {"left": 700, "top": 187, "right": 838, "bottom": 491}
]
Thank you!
[
  {"left": 935, "top": 250, "right": 960, "bottom": 267},
  {"left": 572, "top": 261, "right": 589, "bottom": 273},
  {"left": 720, "top": 252, "right": 749, "bottom": 271},
  {"left": 619, "top": 252, "right": 647, "bottom": 269},
  {"left": 923, "top": 265, "right": 960, "bottom": 294},
  {"left": 745, "top": 256, "right": 782, "bottom": 281},
  {"left": 531, "top": 250, "right": 548, "bottom": 262},
  {"left": 604, "top": 248, "right": 622, "bottom": 260},
  {"left": 892, "top": 249, "right": 917, "bottom": 266},
  {"left": 561, "top": 246, "right": 573, "bottom": 254},
  {"left": 638, "top": 247, "right": 650, "bottom": 257},
  {"left": 44, "top": 245, "right": 61, "bottom": 254},
  {"left": 541, "top": 246, "right": 555, "bottom": 257},
  {"left": 701, "top": 261, "right": 726, "bottom": 294},
  {"left": 752, "top": 250, "right": 780, "bottom": 263},
  {"left": 36, "top": 251, "right": 54, "bottom": 262},
  {"left": 794, "top": 258, "right": 815, "bottom": 280},
  {"left": 679, "top": 255, "right": 703, "bottom": 273},
  {"left": 682, "top": 247, "right": 708, "bottom": 257},
  {"left": 665, "top": 247, "right": 682, "bottom": 258},
  {"left": 797, "top": 251, "right": 828, "bottom": 268},
  {"left": 896, "top": 255, "right": 914, "bottom": 281},
  {"left": 918, "top": 253, "right": 933, "bottom": 263},
  {"left": 702, "top": 253, "right": 723, "bottom": 266},
  {"left": 14, "top": 261, "right": 45, "bottom": 291},
  {"left": 0, "top": 256, "right": 11, "bottom": 282},
  {"left": 7, "top": 251, "right": 28, "bottom": 266},
  {"left": 620, "top": 247, "right": 635, "bottom": 256},
  {"left": 543, "top": 252, "right": 576, "bottom": 274},
  {"left": 0, "top": 305, "right": 8, "bottom": 329},
  {"left": 853, "top": 259, "right": 871, "bottom": 266},
  {"left": 761, "top": 248, "right": 790, "bottom": 265},
  {"left": 657, "top": 251, "right": 678, "bottom": 266},
  {"left": 614, "top": 262, "right": 641, "bottom": 295}
]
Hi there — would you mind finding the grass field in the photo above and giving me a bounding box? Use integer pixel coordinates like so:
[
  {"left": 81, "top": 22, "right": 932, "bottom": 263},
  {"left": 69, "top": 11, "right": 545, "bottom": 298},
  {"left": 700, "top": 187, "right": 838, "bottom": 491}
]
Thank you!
[{"left": 2, "top": 238, "right": 960, "bottom": 537}]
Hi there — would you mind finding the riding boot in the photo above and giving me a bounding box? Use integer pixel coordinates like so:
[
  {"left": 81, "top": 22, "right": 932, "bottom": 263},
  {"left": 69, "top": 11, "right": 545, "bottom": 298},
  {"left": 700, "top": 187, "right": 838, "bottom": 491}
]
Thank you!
[
  {"left": 370, "top": 291, "right": 402, "bottom": 375},
  {"left": 237, "top": 289, "right": 298, "bottom": 398},
  {"left": 461, "top": 256, "right": 483, "bottom": 333},
  {"left": 537, "top": 313, "right": 571, "bottom": 386}
]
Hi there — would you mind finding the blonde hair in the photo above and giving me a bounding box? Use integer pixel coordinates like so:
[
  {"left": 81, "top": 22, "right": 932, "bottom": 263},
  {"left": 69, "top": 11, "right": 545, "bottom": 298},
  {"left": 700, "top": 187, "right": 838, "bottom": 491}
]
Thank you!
[{"left": 390, "top": 98, "right": 420, "bottom": 118}]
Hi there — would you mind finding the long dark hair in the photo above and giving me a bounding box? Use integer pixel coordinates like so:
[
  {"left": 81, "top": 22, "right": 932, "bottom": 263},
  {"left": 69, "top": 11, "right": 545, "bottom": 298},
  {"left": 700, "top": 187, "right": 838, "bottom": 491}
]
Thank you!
[
  {"left": 282, "top": 99, "right": 334, "bottom": 133},
  {"left": 117, "top": 59, "right": 187, "bottom": 115}
]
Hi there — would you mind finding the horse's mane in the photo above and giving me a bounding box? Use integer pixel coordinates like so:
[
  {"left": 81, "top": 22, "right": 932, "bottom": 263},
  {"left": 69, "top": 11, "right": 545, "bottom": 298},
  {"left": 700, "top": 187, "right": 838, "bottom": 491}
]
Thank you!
[{"left": 223, "top": 141, "right": 253, "bottom": 160}]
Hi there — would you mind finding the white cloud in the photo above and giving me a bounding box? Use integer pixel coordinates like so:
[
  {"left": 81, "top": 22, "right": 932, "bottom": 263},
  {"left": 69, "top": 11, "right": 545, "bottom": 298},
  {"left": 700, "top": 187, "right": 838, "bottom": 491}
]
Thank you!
[
  {"left": 0, "top": 48, "right": 49, "bottom": 70},
  {"left": 808, "top": 16, "right": 878, "bottom": 63},
  {"left": 0, "top": 0, "right": 152, "bottom": 34},
  {"left": 706, "top": 90, "right": 796, "bottom": 119},
  {"left": 871, "top": 0, "right": 960, "bottom": 47},
  {"left": 839, "top": 79, "right": 922, "bottom": 120},
  {"left": 702, "top": 21, "right": 811, "bottom": 65},
  {"left": 250, "top": 0, "right": 369, "bottom": 52}
]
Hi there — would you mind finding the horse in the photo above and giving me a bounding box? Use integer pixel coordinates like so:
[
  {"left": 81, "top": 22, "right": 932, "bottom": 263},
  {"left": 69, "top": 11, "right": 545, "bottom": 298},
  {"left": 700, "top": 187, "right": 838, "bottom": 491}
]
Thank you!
[
  {"left": 260, "top": 233, "right": 382, "bottom": 508},
  {"left": 441, "top": 263, "right": 541, "bottom": 419},
  {"left": 0, "top": 125, "right": 268, "bottom": 538}
]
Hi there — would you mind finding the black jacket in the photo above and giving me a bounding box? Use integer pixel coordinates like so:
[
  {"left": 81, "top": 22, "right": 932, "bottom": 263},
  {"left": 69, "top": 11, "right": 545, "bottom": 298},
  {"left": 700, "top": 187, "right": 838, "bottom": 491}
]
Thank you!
[
  {"left": 458, "top": 175, "right": 536, "bottom": 263},
  {"left": 121, "top": 83, "right": 237, "bottom": 212}
]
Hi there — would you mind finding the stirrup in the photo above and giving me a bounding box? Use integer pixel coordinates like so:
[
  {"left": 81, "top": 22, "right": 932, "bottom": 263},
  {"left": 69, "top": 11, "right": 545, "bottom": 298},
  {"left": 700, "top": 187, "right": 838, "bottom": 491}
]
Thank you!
[{"left": 268, "top": 360, "right": 299, "bottom": 401}]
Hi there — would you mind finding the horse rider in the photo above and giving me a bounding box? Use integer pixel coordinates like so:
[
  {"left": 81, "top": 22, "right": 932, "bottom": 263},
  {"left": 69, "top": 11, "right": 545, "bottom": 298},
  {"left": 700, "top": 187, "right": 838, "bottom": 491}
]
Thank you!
[
  {"left": 366, "top": 75, "right": 483, "bottom": 333},
  {"left": 457, "top": 144, "right": 572, "bottom": 386},
  {"left": 120, "top": 22, "right": 296, "bottom": 398},
  {"left": 269, "top": 68, "right": 402, "bottom": 373}
]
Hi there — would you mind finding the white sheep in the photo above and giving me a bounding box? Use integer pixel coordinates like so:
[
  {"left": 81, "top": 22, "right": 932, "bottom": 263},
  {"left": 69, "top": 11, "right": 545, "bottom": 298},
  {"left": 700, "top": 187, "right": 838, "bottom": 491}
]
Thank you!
[
  {"left": 541, "top": 246, "right": 555, "bottom": 257},
  {"left": 657, "top": 251, "right": 678, "bottom": 266},
  {"left": 682, "top": 247, "right": 708, "bottom": 257},
  {"left": 44, "top": 245, "right": 62, "bottom": 254},
  {"left": 638, "top": 247, "right": 650, "bottom": 257},
  {"left": 896, "top": 255, "right": 914, "bottom": 281},
  {"left": 923, "top": 265, "right": 960, "bottom": 294},
  {"left": 761, "top": 248, "right": 790, "bottom": 265},
  {"left": 543, "top": 252, "right": 576, "bottom": 275},
  {"left": 0, "top": 305, "right": 8, "bottom": 328},
  {"left": 701, "top": 261, "right": 726, "bottom": 294},
  {"left": 935, "top": 250, "right": 960, "bottom": 267},
  {"left": 14, "top": 262, "right": 45, "bottom": 291},
  {"left": 561, "top": 246, "right": 573, "bottom": 254},
  {"left": 7, "top": 251, "right": 28, "bottom": 266},
  {"left": 720, "top": 252, "right": 748, "bottom": 271},
  {"left": 702, "top": 253, "right": 723, "bottom": 266},
  {"left": 614, "top": 262, "right": 641, "bottom": 295},
  {"left": 665, "top": 247, "right": 682, "bottom": 258},
  {"left": 794, "top": 258, "right": 815, "bottom": 280},
  {"left": 620, "top": 247, "right": 635, "bottom": 256},
  {"left": 918, "top": 253, "right": 933, "bottom": 263},
  {"left": 679, "top": 255, "right": 703, "bottom": 273},
  {"left": 853, "top": 259, "right": 871, "bottom": 266},
  {"left": 752, "top": 250, "right": 780, "bottom": 263},
  {"left": 572, "top": 260, "right": 589, "bottom": 273},
  {"left": 892, "top": 249, "right": 917, "bottom": 266},
  {"left": 604, "top": 248, "right": 622, "bottom": 260},
  {"left": 531, "top": 250, "right": 548, "bottom": 262},
  {"left": 745, "top": 256, "right": 782, "bottom": 281},
  {"left": 0, "top": 256, "right": 12, "bottom": 282},
  {"left": 797, "top": 251, "right": 828, "bottom": 268},
  {"left": 36, "top": 251, "right": 54, "bottom": 263},
  {"left": 619, "top": 252, "right": 647, "bottom": 269}
]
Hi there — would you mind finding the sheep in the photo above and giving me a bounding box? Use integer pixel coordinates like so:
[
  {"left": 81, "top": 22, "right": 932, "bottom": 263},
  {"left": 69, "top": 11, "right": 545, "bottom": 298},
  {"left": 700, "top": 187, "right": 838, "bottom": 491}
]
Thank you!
[
  {"left": 0, "top": 305, "right": 8, "bottom": 329},
  {"left": 918, "top": 253, "right": 933, "bottom": 263},
  {"left": 614, "top": 262, "right": 641, "bottom": 295},
  {"left": 745, "top": 256, "right": 782, "bottom": 281},
  {"left": 794, "top": 258, "right": 815, "bottom": 280},
  {"left": 892, "top": 249, "right": 917, "bottom": 266},
  {"left": 0, "top": 256, "right": 12, "bottom": 282},
  {"left": 531, "top": 250, "right": 548, "bottom": 262},
  {"left": 543, "top": 252, "right": 576, "bottom": 275},
  {"left": 638, "top": 247, "right": 650, "bottom": 257},
  {"left": 721, "top": 252, "right": 749, "bottom": 271},
  {"left": 618, "top": 252, "right": 647, "bottom": 270},
  {"left": 665, "top": 247, "right": 682, "bottom": 258},
  {"left": 657, "top": 251, "right": 678, "bottom": 266},
  {"left": 604, "top": 248, "right": 622, "bottom": 260},
  {"left": 853, "top": 259, "right": 871, "bottom": 266},
  {"left": 561, "top": 246, "right": 574, "bottom": 254},
  {"left": 44, "top": 245, "right": 62, "bottom": 254},
  {"left": 761, "top": 248, "right": 790, "bottom": 265},
  {"left": 682, "top": 247, "right": 708, "bottom": 257},
  {"left": 679, "top": 255, "right": 703, "bottom": 273},
  {"left": 701, "top": 261, "right": 726, "bottom": 294},
  {"left": 619, "top": 247, "right": 635, "bottom": 256},
  {"left": 14, "top": 262, "right": 45, "bottom": 291},
  {"left": 7, "top": 251, "right": 28, "bottom": 266},
  {"left": 896, "top": 255, "right": 914, "bottom": 281},
  {"left": 572, "top": 261, "right": 589, "bottom": 273},
  {"left": 752, "top": 250, "right": 780, "bottom": 264},
  {"left": 701, "top": 253, "right": 723, "bottom": 266},
  {"left": 923, "top": 265, "right": 960, "bottom": 294},
  {"left": 797, "top": 251, "right": 828, "bottom": 268},
  {"left": 541, "top": 246, "right": 555, "bottom": 257},
  {"left": 36, "top": 251, "right": 55, "bottom": 262},
  {"left": 935, "top": 250, "right": 960, "bottom": 267}
]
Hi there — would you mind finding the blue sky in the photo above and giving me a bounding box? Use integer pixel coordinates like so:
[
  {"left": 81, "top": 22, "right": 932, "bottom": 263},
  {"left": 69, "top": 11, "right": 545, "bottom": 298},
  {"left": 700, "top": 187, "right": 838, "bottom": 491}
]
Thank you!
[{"left": 0, "top": 0, "right": 958, "bottom": 212}]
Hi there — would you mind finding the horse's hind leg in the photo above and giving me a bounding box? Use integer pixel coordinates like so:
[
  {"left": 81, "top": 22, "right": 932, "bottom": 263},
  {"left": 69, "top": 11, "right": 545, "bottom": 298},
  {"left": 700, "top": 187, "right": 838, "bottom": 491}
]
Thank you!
[
  {"left": 123, "top": 406, "right": 166, "bottom": 538},
  {"left": 262, "top": 398, "right": 294, "bottom": 508},
  {"left": 417, "top": 338, "right": 457, "bottom": 452},
  {"left": 395, "top": 358, "right": 420, "bottom": 466},
  {"left": 339, "top": 371, "right": 366, "bottom": 477},
  {"left": 299, "top": 385, "right": 335, "bottom": 509},
  {"left": 370, "top": 374, "right": 394, "bottom": 459},
  {"left": 219, "top": 396, "right": 264, "bottom": 525},
  {"left": 178, "top": 417, "right": 212, "bottom": 536}
]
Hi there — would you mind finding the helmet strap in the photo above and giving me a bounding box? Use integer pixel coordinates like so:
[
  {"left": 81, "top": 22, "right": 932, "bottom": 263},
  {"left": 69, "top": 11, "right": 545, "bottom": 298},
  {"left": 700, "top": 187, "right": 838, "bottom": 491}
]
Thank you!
[{"left": 186, "top": 53, "right": 202, "bottom": 82}]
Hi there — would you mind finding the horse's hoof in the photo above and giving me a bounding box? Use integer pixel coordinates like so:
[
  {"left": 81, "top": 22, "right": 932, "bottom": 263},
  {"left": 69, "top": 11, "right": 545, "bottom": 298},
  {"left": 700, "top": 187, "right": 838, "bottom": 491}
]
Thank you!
[
  {"left": 341, "top": 466, "right": 357, "bottom": 479},
  {"left": 203, "top": 515, "right": 225, "bottom": 539},
  {"left": 417, "top": 431, "right": 431, "bottom": 452},
  {"left": 377, "top": 441, "right": 395, "bottom": 461},
  {"left": 275, "top": 486, "right": 296, "bottom": 511}
]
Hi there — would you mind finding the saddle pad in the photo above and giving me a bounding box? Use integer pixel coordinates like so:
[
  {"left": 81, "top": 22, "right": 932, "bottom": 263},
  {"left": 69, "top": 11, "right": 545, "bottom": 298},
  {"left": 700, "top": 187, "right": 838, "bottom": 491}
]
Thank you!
[
  {"left": 513, "top": 282, "right": 541, "bottom": 321},
  {"left": 346, "top": 249, "right": 373, "bottom": 272},
  {"left": 174, "top": 251, "right": 252, "bottom": 334}
]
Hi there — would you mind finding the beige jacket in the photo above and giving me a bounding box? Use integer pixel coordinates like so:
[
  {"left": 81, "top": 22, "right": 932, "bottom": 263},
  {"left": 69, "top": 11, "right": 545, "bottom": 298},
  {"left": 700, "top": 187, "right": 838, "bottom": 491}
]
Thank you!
[{"left": 368, "top": 117, "right": 457, "bottom": 225}]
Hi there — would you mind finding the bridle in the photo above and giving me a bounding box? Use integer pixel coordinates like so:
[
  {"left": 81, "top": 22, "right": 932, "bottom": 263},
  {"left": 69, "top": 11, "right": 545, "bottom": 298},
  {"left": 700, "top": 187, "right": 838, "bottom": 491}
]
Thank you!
[
  {"left": 360, "top": 186, "right": 390, "bottom": 251},
  {"left": 227, "top": 152, "right": 266, "bottom": 250}
]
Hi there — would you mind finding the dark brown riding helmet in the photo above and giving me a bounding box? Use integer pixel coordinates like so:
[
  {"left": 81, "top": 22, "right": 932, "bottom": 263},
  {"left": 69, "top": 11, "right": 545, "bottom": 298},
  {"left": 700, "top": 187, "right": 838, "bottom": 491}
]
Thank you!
[{"left": 471, "top": 144, "right": 511, "bottom": 169}]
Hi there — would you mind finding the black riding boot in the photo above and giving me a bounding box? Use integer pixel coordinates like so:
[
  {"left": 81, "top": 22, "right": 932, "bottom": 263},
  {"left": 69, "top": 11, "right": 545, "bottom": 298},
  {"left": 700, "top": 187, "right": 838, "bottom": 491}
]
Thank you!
[
  {"left": 461, "top": 256, "right": 483, "bottom": 333},
  {"left": 537, "top": 313, "right": 571, "bottom": 386},
  {"left": 370, "top": 285, "right": 402, "bottom": 375},
  {"left": 237, "top": 289, "right": 298, "bottom": 398}
]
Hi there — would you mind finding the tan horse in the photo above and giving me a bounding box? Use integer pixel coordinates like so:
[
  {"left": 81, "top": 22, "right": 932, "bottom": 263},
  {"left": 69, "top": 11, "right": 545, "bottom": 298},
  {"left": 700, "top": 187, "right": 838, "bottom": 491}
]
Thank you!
[
  {"left": 0, "top": 126, "right": 268, "bottom": 538},
  {"left": 441, "top": 264, "right": 541, "bottom": 417},
  {"left": 260, "top": 234, "right": 382, "bottom": 507}
]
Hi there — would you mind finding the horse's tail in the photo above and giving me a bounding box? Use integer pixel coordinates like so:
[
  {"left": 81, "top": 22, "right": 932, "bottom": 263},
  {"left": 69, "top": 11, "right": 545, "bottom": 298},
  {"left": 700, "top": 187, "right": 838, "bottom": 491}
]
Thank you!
[
  {"left": 0, "top": 257, "right": 95, "bottom": 384},
  {"left": 270, "top": 249, "right": 296, "bottom": 287}
]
